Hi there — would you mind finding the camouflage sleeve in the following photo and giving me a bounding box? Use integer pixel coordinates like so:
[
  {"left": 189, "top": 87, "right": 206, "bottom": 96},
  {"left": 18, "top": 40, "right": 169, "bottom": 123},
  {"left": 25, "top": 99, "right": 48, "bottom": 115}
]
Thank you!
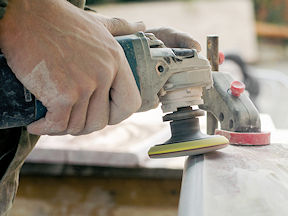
[
  {"left": 0, "top": 128, "right": 39, "bottom": 216},
  {"left": 0, "top": 0, "right": 8, "bottom": 19}
]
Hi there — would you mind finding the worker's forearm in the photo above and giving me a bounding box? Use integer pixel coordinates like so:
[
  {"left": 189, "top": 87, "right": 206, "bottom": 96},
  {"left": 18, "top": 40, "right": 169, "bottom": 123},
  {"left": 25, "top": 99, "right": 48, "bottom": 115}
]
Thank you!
[
  {"left": 0, "top": 0, "right": 85, "bottom": 21},
  {"left": 0, "top": 0, "right": 144, "bottom": 135},
  {"left": 0, "top": 0, "right": 24, "bottom": 48},
  {"left": 0, "top": 0, "right": 68, "bottom": 50}
]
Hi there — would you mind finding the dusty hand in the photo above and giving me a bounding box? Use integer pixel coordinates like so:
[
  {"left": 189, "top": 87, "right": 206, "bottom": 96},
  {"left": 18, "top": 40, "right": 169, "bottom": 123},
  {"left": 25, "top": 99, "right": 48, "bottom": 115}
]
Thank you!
[
  {"left": 0, "top": 0, "right": 145, "bottom": 135},
  {"left": 146, "top": 27, "right": 201, "bottom": 51}
]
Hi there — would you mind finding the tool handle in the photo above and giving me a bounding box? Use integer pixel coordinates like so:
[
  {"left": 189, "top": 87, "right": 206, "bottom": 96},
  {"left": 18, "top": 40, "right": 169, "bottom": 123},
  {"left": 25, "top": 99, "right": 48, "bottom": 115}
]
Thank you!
[
  {"left": 0, "top": 36, "right": 139, "bottom": 129},
  {"left": 0, "top": 54, "right": 47, "bottom": 128}
]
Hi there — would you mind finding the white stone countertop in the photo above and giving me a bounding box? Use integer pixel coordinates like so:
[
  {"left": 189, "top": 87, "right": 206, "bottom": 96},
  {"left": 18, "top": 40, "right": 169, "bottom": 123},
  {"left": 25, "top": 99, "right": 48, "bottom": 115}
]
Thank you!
[
  {"left": 26, "top": 108, "right": 278, "bottom": 171},
  {"left": 26, "top": 107, "right": 185, "bottom": 169}
]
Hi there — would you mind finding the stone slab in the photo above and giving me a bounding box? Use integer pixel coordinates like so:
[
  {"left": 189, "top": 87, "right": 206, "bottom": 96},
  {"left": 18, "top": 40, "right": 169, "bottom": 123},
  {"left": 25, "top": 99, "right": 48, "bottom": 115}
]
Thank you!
[
  {"left": 203, "top": 140, "right": 288, "bottom": 216},
  {"left": 26, "top": 112, "right": 275, "bottom": 171}
]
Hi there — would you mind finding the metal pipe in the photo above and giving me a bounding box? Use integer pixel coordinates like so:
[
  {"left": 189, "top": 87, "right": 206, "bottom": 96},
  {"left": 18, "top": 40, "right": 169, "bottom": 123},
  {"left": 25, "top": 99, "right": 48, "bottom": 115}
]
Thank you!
[
  {"left": 206, "top": 35, "right": 219, "bottom": 134},
  {"left": 207, "top": 35, "right": 219, "bottom": 72},
  {"left": 178, "top": 155, "right": 204, "bottom": 216}
]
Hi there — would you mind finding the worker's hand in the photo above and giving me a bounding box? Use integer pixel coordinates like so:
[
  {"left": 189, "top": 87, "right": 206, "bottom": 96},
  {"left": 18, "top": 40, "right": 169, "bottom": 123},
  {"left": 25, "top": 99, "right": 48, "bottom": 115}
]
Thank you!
[
  {"left": 87, "top": 12, "right": 145, "bottom": 37},
  {"left": 0, "top": 0, "right": 145, "bottom": 135},
  {"left": 146, "top": 27, "right": 201, "bottom": 51}
]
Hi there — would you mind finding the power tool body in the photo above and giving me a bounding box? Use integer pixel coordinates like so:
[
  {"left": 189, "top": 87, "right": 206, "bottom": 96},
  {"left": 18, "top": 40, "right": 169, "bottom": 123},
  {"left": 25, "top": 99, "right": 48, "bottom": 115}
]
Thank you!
[{"left": 0, "top": 32, "right": 269, "bottom": 158}]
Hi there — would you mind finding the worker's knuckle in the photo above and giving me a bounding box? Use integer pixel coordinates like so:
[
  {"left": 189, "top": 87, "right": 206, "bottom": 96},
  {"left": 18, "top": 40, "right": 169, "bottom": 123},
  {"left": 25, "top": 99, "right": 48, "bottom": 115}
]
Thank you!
[
  {"left": 111, "top": 106, "right": 139, "bottom": 126},
  {"left": 126, "top": 95, "right": 141, "bottom": 114},
  {"left": 95, "top": 65, "right": 115, "bottom": 86},
  {"left": 53, "top": 121, "right": 69, "bottom": 132},
  {"left": 160, "top": 27, "right": 173, "bottom": 33},
  {"left": 158, "top": 26, "right": 166, "bottom": 31},
  {"left": 108, "top": 113, "right": 127, "bottom": 125},
  {"left": 134, "top": 95, "right": 142, "bottom": 110},
  {"left": 96, "top": 123, "right": 106, "bottom": 131},
  {"left": 104, "top": 73, "right": 114, "bottom": 85},
  {"left": 111, "top": 43, "right": 126, "bottom": 62},
  {"left": 114, "top": 41, "right": 124, "bottom": 54},
  {"left": 57, "top": 94, "right": 77, "bottom": 108},
  {"left": 129, "top": 102, "right": 141, "bottom": 115},
  {"left": 84, "top": 122, "right": 107, "bottom": 134},
  {"left": 78, "top": 83, "right": 96, "bottom": 98},
  {"left": 67, "top": 127, "right": 83, "bottom": 136},
  {"left": 108, "top": 120, "right": 118, "bottom": 126},
  {"left": 111, "top": 17, "right": 128, "bottom": 27}
]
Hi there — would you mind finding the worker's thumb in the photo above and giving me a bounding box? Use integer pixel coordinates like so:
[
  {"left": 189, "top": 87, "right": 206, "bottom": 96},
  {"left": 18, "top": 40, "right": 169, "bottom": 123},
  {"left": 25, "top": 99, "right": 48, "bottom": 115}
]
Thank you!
[{"left": 104, "top": 17, "right": 146, "bottom": 36}]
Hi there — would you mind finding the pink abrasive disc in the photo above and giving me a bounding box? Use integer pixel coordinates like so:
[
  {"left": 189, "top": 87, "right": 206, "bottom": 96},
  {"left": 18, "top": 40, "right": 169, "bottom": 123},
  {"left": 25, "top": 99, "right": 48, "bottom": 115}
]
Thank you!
[{"left": 215, "top": 129, "right": 271, "bottom": 146}]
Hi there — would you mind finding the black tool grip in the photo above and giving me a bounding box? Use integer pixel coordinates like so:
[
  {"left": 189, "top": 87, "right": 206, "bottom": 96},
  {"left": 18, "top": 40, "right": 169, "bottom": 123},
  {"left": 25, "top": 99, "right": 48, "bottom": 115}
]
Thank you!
[{"left": 0, "top": 54, "right": 47, "bottom": 129}]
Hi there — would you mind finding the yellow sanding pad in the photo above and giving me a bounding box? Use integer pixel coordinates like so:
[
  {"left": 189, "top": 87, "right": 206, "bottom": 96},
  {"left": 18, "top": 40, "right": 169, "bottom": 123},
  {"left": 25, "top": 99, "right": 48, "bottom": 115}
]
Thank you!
[{"left": 148, "top": 136, "right": 229, "bottom": 158}]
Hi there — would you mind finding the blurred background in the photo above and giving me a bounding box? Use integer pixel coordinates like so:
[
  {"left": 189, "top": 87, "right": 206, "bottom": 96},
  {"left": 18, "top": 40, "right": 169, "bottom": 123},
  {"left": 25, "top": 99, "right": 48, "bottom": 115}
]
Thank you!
[{"left": 11, "top": 0, "right": 288, "bottom": 215}]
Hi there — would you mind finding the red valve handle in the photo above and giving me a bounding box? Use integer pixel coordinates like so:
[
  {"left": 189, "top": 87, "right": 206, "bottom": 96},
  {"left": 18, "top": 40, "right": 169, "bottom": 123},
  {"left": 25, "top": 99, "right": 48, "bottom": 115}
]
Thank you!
[{"left": 230, "top": 81, "right": 245, "bottom": 97}]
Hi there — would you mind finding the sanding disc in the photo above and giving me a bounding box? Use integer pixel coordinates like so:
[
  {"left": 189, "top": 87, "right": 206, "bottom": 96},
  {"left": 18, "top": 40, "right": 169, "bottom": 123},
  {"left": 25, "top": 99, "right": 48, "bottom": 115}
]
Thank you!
[
  {"left": 215, "top": 129, "right": 271, "bottom": 146},
  {"left": 148, "top": 135, "right": 229, "bottom": 158}
]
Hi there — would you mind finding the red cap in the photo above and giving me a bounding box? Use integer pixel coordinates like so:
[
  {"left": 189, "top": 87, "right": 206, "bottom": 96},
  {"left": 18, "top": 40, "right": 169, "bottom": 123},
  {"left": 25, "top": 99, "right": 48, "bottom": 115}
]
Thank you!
[
  {"left": 219, "top": 52, "right": 225, "bottom": 65},
  {"left": 230, "top": 81, "right": 245, "bottom": 97}
]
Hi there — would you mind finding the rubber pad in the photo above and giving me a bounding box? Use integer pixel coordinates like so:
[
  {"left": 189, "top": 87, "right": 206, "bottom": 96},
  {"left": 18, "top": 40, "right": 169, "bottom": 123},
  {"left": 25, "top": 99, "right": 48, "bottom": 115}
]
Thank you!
[{"left": 148, "top": 136, "right": 229, "bottom": 158}]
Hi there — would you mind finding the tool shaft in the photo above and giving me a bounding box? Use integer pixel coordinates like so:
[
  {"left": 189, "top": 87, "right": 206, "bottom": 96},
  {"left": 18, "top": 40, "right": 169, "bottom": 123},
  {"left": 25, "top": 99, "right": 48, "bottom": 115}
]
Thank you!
[
  {"left": 206, "top": 35, "right": 219, "bottom": 134},
  {"left": 207, "top": 35, "right": 219, "bottom": 72},
  {"left": 178, "top": 155, "right": 204, "bottom": 216}
]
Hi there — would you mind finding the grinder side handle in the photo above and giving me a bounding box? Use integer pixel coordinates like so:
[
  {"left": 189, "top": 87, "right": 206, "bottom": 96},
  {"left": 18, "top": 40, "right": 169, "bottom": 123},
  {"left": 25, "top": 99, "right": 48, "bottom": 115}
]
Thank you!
[{"left": 200, "top": 72, "right": 261, "bottom": 133}]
